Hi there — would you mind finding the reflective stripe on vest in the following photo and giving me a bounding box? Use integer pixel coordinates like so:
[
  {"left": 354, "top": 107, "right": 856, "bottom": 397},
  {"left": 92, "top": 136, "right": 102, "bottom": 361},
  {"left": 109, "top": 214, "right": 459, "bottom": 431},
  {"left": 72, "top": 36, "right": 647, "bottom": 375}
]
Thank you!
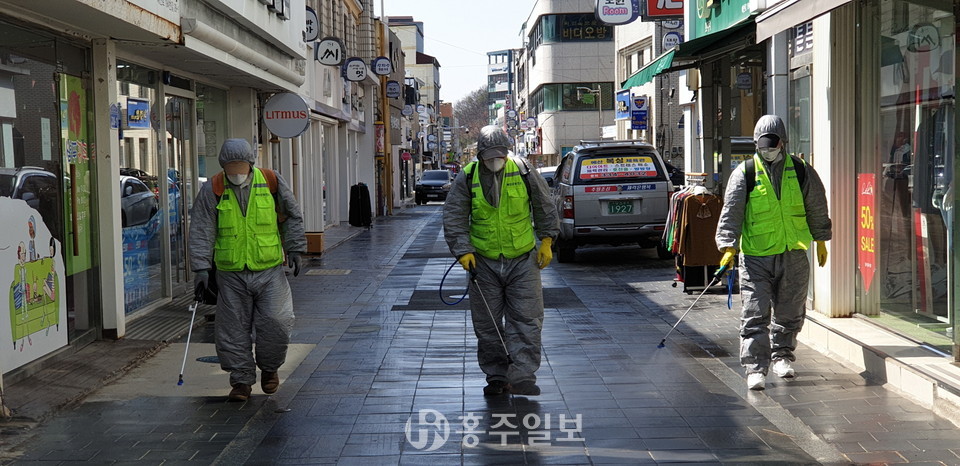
[
  {"left": 214, "top": 168, "right": 284, "bottom": 271},
  {"left": 467, "top": 159, "right": 536, "bottom": 259},
  {"left": 741, "top": 154, "right": 813, "bottom": 256}
]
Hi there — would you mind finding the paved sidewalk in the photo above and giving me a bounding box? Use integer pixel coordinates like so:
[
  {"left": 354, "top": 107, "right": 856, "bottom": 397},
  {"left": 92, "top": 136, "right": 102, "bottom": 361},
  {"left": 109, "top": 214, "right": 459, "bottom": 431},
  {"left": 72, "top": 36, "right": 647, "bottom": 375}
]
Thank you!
[{"left": 3, "top": 207, "right": 960, "bottom": 464}]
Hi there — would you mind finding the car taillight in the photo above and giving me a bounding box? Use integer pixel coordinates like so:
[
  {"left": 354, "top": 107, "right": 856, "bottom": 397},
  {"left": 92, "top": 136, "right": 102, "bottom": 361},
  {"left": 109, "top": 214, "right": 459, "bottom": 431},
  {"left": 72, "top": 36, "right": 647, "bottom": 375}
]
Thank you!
[
  {"left": 562, "top": 196, "right": 574, "bottom": 219},
  {"left": 152, "top": 187, "right": 159, "bottom": 197}
]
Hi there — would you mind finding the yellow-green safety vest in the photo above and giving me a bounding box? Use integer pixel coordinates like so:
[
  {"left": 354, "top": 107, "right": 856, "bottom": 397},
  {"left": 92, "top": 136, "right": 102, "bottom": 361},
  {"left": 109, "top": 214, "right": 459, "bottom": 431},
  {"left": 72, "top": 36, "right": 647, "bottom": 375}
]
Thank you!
[
  {"left": 468, "top": 159, "right": 536, "bottom": 259},
  {"left": 214, "top": 168, "right": 284, "bottom": 271},
  {"left": 741, "top": 154, "right": 813, "bottom": 256}
]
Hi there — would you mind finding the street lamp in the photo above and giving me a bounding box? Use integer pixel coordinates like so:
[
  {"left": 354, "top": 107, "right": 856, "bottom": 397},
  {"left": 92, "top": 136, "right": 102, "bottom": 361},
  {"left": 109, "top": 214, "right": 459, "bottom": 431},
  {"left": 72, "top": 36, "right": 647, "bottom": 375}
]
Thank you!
[{"left": 577, "top": 86, "right": 602, "bottom": 139}]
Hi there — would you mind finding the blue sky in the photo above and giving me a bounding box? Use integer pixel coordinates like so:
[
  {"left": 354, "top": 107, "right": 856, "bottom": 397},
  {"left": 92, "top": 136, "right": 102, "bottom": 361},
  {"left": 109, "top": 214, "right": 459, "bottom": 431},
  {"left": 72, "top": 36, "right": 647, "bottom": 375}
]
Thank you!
[{"left": 380, "top": 1, "right": 535, "bottom": 104}]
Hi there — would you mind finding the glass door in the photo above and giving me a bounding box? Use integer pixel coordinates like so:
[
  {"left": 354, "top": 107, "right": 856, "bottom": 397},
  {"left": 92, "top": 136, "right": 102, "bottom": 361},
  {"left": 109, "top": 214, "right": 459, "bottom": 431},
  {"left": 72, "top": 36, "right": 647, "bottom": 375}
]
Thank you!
[{"left": 164, "top": 95, "right": 193, "bottom": 296}]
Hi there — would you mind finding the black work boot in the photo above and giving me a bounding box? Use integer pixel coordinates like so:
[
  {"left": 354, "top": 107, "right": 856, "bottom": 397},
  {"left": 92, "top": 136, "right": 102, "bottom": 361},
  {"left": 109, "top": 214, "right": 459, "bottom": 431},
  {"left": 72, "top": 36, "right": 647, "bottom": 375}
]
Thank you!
[
  {"left": 483, "top": 380, "right": 510, "bottom": 396},
  {"left": 510, "top": 380, "right": 541, "bottom": 396}
]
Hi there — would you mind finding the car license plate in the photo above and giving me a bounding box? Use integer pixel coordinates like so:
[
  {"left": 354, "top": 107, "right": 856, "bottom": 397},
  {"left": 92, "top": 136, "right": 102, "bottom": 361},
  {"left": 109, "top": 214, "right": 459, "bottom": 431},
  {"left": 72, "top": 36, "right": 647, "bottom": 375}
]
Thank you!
[{"left": 608, "top": 200, "right": 633, "bottom": 214}]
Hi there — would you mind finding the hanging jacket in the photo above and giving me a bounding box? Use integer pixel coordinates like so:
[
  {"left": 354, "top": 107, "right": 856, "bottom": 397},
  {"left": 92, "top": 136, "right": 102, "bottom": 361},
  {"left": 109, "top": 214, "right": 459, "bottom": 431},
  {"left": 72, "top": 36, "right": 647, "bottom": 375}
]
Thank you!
[
  {"left": 740, "top": 154, "right": 813, "bottom": 256},
  {"left": 467, "top": 159, "right": 536, "bottom": 259},
  {"left": 214, "top": 168, "right": 284, "bottom": 271}
]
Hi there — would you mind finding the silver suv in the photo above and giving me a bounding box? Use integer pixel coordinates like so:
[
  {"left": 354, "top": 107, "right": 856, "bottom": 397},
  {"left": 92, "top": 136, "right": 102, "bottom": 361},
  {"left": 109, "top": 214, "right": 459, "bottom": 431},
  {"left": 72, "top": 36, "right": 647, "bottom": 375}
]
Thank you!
[{"left": 552, "top": 140, "right": 674, "bottom": 262}]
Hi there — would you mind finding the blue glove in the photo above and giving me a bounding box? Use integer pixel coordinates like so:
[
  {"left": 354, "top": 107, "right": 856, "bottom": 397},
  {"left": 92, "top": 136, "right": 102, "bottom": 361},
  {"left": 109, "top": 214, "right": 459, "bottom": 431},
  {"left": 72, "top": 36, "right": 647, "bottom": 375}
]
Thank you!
[{"left": 288, "top": 252, "right": 302, "bottom": 277}]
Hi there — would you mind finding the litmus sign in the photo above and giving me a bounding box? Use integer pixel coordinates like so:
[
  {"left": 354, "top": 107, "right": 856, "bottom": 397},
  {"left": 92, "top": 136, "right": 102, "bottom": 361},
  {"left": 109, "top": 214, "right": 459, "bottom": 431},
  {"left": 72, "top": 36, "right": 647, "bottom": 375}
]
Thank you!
[{"left": 263, "top": 92, "right": 310, "bottom": 138}]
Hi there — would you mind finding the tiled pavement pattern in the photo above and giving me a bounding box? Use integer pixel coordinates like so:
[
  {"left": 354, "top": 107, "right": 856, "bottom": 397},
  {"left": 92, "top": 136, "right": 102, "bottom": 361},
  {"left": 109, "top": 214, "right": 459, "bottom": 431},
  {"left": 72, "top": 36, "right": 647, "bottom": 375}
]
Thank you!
[{"left": 4, "top": 206, "right": 960, "bottom": 464}]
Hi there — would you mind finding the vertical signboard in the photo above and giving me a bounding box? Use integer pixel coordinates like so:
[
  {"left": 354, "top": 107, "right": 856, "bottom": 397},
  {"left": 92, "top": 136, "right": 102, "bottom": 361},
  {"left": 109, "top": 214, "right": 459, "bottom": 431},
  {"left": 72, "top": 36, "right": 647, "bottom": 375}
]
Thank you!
[
  {"left": 630, "top": 94, "right": 648, "bottom": 130},
  {"left": 857, "top": 174, "right": 876, "bottom": 292}
]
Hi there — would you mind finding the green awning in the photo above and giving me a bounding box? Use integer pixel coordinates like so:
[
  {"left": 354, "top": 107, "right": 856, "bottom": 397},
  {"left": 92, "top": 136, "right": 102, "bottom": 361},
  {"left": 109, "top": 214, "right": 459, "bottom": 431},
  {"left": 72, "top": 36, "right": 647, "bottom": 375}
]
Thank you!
[
  {"left": 621, "top": 49, "right": 676, "bottom": 89},
  {"left": 620, "top": 18, "right": 757, "bottom": 90}
]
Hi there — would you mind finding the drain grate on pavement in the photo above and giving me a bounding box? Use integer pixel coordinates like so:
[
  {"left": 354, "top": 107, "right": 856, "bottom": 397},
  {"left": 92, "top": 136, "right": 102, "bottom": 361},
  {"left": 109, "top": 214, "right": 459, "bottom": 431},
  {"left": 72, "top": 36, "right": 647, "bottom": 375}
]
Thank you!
[{"left": 305, "top": 269, "right": 351, "bottom": 275}]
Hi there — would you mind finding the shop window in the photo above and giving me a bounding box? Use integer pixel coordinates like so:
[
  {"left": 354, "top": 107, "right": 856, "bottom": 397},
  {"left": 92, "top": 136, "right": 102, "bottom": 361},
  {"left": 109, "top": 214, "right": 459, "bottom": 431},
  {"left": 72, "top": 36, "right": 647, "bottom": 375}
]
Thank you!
[{"left": 870, "top": 0, "right": 955, "bottom": 352}]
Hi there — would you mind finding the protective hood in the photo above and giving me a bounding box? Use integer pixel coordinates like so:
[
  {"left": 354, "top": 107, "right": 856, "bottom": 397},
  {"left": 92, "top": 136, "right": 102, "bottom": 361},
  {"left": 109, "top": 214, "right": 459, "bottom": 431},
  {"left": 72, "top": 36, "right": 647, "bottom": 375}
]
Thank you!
[
  {"left": 476, "top": 125, "right": 513, "bottom": 159},
  {"left": 753, "top": 115, "right": 787, "bottom": 144},
  {"left": 218, "top": 138, "right": 257, "bottom": 168}
]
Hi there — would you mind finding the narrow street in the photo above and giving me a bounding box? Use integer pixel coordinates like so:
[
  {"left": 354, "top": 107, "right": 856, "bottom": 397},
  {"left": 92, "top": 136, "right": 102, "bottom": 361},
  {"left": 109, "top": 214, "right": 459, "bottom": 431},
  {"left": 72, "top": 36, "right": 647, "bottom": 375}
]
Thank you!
[{"left": 5, "top": 205, "right": 960, "bottom": 465}]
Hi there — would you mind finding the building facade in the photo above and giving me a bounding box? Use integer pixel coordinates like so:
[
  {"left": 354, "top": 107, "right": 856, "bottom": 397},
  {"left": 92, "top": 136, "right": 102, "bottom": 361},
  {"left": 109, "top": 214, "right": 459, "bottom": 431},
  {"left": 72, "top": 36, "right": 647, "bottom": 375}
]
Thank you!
[
  {"left": 0, "top": 0, "right": 386, "bottom": 377},
  {"left": 628, "top": 0, "right": 959, "bottom": 415},
  {"left": 516, "top": 0, "right": 617, "bottom": 168}
]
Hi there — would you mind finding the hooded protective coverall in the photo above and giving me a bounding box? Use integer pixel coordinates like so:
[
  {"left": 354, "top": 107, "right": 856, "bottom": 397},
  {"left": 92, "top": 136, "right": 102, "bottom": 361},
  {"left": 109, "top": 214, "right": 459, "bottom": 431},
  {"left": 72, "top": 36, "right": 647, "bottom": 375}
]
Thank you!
[
  {"left": 715, "top": 115, "right": 832, "bottom": 375},
  {"left": 189, "top": 139, "right": 307, "bottom": 387},
  {"left": 443, "top": 131, "right": 559, "bottom": 387}
]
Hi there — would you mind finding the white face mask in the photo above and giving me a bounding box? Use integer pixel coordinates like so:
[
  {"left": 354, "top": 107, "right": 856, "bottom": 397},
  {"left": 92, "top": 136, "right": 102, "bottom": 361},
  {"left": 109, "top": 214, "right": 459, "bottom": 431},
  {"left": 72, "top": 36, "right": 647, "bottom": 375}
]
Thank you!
[
  {"left": 483, "top": 158, "right": 506, "bottom": 172},
  {"left": 227, "top": 173, "right": 249, "bottom": 185},
  {"left": 758, "top": 147, "right": 782, "bottom": 162}
]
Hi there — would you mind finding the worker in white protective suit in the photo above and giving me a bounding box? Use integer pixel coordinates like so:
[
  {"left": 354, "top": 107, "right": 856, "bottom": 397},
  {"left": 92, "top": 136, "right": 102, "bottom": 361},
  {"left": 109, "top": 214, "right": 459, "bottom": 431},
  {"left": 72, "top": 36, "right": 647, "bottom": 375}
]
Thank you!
[
  {"left": 715, "top": 115, "right": 832, "bottom": 391},
  {"left": 443, "top": 125, "right": 559, "bottom": 396},
  {"left": 189, "top": 138, "right": 306, "bottom": 401}
]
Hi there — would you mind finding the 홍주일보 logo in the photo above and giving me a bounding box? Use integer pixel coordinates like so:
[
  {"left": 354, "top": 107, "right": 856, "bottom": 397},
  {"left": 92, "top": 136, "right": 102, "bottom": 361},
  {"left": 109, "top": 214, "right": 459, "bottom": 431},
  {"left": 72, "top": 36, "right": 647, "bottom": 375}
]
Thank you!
[{"left": 404, "top": 409, "right": 449, "bottom": 451}]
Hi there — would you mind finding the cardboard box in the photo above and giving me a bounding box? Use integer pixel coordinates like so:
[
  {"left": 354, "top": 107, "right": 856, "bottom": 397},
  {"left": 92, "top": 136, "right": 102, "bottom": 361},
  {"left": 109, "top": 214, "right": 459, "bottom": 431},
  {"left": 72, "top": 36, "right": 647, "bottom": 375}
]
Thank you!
[{"left": 306, "top": 233, "right": 324, "bottom": 255}]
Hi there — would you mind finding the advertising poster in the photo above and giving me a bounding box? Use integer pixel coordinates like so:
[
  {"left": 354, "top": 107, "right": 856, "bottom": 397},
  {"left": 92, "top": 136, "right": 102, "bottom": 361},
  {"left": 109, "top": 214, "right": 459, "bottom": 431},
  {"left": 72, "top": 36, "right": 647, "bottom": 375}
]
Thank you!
[
  {"left": 122, "top": 212, "right": 162, "bottom": 313},
  {"left": 0, "top": 197, "right": 67, "bottom": 373},
  {"left": 857, "top": 174, "right": 877, "bottom": 292},
  {"left": 61, "top": 74, "right": 93, "bottom": 274}
]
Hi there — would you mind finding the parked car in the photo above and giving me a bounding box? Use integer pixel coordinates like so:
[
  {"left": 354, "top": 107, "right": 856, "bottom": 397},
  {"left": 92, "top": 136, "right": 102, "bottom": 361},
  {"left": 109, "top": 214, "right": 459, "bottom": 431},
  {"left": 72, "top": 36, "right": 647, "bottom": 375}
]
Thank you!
[
  {"left": 120, "top": 175, "right": 159, "bottom": 227},
  {"left": 552, "top": 140, "right": 674, "bottom": 262},
  {"left": 537, "top": 165, "right": 559, "bottom": 187},
  {"left": 121, "top": 167, "right": 181, "bottom": 231},
  {"left": 415, "top": 169, "right": 454, "bottom": 204},
  {"left": 0, "top": 166, "right": 62, "bottom": 235}
]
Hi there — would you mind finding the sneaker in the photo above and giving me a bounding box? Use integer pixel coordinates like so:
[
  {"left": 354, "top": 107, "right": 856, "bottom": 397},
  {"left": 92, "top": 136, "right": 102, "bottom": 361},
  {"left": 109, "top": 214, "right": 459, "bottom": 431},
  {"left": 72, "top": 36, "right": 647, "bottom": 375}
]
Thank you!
[
  {"left": 483, "top": 380, "right": 510, "bottom": 396},
  {"left": 261, "top": 371, "right": 280, "bottom": 394},
  {"left": 510, "top": 380, "right": 541, "bottom": 396},
  {"left": 228, "top": 383, "right": 252, "bottom": 401},
  {"left": 747, "top": 373, "right": 765, "bottom": 391},
  {"left": 772, "top": 359, "right": 795, "bottom": 378}
]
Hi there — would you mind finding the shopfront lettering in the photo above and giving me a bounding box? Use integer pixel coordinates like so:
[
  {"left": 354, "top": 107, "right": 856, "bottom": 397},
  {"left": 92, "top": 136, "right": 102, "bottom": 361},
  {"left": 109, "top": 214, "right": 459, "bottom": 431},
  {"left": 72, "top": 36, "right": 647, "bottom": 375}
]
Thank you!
[{"left": 264, "top": 110, "right": 309, "bottom": 120}]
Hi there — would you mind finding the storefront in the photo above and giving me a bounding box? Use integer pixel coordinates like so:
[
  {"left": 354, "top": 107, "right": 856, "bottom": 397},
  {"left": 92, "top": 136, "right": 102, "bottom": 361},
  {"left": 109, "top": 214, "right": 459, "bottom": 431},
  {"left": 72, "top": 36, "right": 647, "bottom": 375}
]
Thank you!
[
  {"left": 859, "top": 0, "right": 956, "bottom": 355},
  {"left": 0, "top": 18, "right": 100, "bottom": 373}
]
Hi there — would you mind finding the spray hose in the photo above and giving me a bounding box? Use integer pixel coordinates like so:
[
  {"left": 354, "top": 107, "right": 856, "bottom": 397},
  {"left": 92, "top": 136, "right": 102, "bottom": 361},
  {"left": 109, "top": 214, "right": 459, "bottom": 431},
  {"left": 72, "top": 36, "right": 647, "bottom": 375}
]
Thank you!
[{"left": 439, "top": 260, "right": 470, "bottom": 305}]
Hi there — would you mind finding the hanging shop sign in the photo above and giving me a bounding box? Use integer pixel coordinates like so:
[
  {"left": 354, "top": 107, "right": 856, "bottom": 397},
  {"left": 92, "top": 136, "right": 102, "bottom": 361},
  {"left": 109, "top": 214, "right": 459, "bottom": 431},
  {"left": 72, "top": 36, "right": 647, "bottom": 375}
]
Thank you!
[
  {"left": 386, "top": 80, "right": 402, "bottom": 98},
  {"left": 595, "top": 0, "right": 641, "bottom": 25},
  {"left": 736, "top": 72, "right": 752, "bottom": 90},
  {"left": 342, "top": 58, "right": 367, "bottom": 82},
  {"left": 506, "top": 109, "right": 518, "bottom": 119},
  {"left": 644, "top": 0, "right": 683, "bottom": 20},
  {"left": 615, "top": 89, "right": 631, "bottom": 120},
  {"left": 662, "top": 31, "right": 683, "bottom": 49},
  {"left": 401, "top": 151, "right": 412, "bottom": 161},
  {"left": 304, "top": 7, "right": 319, "bottom": 42},
  {"left": 371, "top": 56, "right": 392, "bottom": 76},
  {"left": 662, "top": 20, "right": 682, "bottom": 29},
  {"left": 402, "top": 104, "right": 414, "bottom": 116},
  {"left": 262, "top": 92, "right": 310, "bottom": 138},
  {"left": 857, "top": 173, "right": 877, "bottom": 293},
  {"left": 316, "top": 37, "right": 345, "bottom": 66},
  {"left": 526, "top": 116, "right": 537, "bottom": 128}
]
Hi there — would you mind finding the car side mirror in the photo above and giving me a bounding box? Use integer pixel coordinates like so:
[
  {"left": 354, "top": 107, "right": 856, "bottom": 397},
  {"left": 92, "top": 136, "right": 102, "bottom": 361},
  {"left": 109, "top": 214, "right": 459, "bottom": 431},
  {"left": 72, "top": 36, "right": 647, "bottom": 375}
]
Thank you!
[{"left": 20, "top": 192, "right": 39, "bottom": 209}]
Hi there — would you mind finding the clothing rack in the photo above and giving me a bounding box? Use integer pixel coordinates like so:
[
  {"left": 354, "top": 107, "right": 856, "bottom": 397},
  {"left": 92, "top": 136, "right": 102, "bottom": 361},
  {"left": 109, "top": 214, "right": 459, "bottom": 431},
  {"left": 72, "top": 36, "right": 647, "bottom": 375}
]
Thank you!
[{"left": 663, "top": 182, "right": 728, "bottom": 294}]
